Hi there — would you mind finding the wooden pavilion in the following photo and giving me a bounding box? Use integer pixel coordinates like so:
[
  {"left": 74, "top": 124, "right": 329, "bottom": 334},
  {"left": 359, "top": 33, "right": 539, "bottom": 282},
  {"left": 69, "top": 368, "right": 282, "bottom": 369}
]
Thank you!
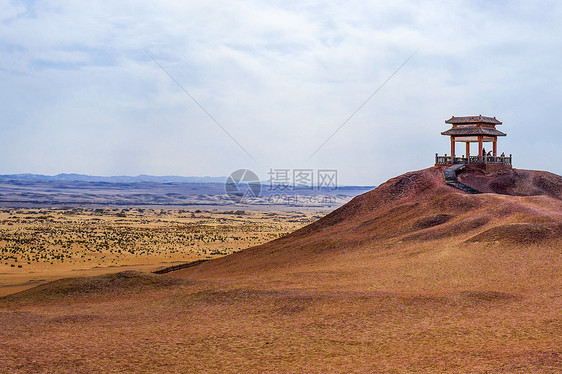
[{"left": 435, "top": 115, "right": 512, "bottom": 171}]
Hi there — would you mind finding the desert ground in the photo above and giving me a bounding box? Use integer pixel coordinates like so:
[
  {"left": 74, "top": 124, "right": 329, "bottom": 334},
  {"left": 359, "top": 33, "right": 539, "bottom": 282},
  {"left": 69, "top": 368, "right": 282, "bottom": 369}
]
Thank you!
[
  {"left": 0, "top": 208, "right": 322, "bottom": 296},
  {"left": 1, "top": 166, "right": 561, "bottom": 373}
]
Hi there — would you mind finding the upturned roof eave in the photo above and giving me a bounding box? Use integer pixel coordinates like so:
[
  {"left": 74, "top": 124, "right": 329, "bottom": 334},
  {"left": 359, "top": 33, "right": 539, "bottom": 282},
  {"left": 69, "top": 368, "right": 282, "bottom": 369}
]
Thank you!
[
  {"left": 445, "top": 116, "right": 503, "bottom": 125},
  {"left": 441, "top": 129, "right": 507, "bottom": 137}
]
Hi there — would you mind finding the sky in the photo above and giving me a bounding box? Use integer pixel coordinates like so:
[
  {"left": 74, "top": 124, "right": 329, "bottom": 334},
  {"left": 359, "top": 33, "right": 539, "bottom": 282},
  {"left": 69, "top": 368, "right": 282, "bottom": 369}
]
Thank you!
[{"left": 1, "top": 0, "right": 561, "bottom": 185}]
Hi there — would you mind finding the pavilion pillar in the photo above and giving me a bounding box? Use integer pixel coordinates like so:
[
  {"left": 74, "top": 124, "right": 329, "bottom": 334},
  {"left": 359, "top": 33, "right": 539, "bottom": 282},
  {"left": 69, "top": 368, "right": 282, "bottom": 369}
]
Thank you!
[
  {"left": 466, "top": 142, "right": 470, "bottom": 162},
  {"left": 493, "top": 139, "right": 497, "bottom": 157},
  {"left": 478, "top": 136, "right": 484, "bottom": 159},
  {"left": 450, "top": 137, "right": 456, "bottom": 163}
]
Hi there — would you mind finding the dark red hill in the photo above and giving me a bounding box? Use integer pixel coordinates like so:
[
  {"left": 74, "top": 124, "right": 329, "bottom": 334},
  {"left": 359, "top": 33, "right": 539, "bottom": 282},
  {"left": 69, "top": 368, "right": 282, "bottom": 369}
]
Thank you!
[{"left": 175, "top": 166, "right": 562, "bottom": 280}]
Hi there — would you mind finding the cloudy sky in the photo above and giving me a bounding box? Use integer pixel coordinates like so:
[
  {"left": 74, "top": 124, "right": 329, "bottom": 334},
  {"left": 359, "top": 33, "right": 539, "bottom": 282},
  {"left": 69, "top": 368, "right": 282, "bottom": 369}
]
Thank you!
[{"left": 1, "top": 0, "right": 561, "bottom": 185}]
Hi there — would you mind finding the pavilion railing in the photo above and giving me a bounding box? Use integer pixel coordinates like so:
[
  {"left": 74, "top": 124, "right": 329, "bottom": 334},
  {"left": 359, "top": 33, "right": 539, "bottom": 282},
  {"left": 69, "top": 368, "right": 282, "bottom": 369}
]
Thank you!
[{"left": 435, "top": 154, "right": 512, "bottom": 165}]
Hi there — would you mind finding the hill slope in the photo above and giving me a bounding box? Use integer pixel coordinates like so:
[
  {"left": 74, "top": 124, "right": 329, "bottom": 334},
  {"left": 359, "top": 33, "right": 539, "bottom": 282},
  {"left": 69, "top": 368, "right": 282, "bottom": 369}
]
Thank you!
[
  {"left": 2, "top": 166, "right": 561, "bottom": 373},
  {"left": 174, "top": 166, "right": 562, "bottom": 288}
]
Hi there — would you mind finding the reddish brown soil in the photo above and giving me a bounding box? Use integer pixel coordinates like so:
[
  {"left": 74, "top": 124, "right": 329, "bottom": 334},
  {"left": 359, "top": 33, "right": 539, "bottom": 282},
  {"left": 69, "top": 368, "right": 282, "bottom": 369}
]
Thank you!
[
  {"left": 178, "top": 167, "right": 561, "bottom": 279},
  {"left": 1, "top": 166, "right": 561, "bottom": 373},
  {"left": 458, "top": 167, "right": 562, "bottom": 198}
]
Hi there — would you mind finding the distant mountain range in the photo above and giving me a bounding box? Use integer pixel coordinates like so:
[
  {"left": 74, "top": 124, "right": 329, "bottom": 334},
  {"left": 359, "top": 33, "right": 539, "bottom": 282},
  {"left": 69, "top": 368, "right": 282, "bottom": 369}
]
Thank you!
[
  {"left": 0, "top": 173, "right": 375, "bottom": 207},
  {"left": 0, "top": 173, "right": 227, "bottom": 184}
]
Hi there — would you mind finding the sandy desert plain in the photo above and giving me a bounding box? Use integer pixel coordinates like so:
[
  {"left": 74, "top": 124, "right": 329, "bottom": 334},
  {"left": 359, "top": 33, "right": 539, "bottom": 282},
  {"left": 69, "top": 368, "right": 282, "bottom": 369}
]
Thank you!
[
  {"left": 0, "top": 207, "right": 322, "bottom": 297},
  {"left": 0, "top": 166, "right": 561, "bottom": 373}
]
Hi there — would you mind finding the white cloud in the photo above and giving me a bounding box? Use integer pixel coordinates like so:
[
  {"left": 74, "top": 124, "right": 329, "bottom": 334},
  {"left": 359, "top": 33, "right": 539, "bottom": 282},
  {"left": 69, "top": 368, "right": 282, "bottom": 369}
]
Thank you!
[
  {"left": 0, "top": 0, "right": 26, "bottom": 22},
  {"left": 0, "top": 0, "right": 561, "bottom": 184}
]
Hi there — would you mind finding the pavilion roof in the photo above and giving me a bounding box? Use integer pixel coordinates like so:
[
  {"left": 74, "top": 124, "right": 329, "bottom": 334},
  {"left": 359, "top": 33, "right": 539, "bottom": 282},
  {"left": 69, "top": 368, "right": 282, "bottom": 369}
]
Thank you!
[
  {"left": 445, "top": 115, "right": 502, "bottom": 125},
  {"left": 441, "top": 127, "right": 507, "bottom": 137}
]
